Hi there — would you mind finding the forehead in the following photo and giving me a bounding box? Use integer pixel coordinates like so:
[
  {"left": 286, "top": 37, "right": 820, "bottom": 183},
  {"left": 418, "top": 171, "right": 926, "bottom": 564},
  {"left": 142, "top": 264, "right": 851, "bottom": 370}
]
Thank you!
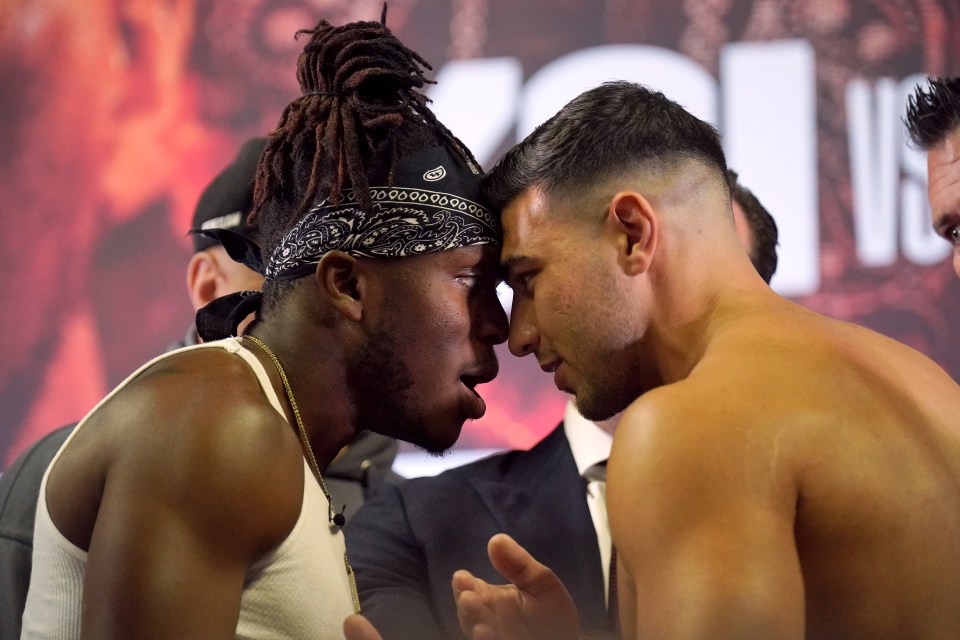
[
  {"left": 927, "top": 130, "right": 960, "bottom": 196},
  {"left": 409, "top": 243, "right": 500, "bottom": 270},
  {"left": 500, "top": 185, "right": 560, "bottom": 264}
]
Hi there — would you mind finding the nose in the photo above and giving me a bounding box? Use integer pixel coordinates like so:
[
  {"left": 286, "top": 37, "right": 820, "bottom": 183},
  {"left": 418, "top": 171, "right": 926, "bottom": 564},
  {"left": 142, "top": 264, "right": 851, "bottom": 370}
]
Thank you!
[
  {"left": 475, "top": 289, "right": 509, "bottom": 346},
  {"left": 507, "top": 297, "right": 538, "bottom": 358},
  {"left": 954, "top": 251, "right": 960, "bottom": 280}
]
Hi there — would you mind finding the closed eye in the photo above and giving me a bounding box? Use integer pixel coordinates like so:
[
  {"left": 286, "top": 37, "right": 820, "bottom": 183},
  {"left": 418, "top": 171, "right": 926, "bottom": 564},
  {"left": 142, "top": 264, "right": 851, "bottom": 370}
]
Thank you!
[
  {"left": 458, "top": 269, "right": 502, "bottom": 293},
  {"left": 507, "top": 270, "right": 537, "bottom": 296}
]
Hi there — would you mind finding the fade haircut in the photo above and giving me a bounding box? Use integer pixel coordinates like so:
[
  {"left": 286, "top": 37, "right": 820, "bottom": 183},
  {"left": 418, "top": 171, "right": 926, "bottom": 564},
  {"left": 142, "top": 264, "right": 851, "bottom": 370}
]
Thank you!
[
  {"left": 905, "top": 76, "right": 960, "bottom": 150},
  {"left": 727, "top": 169, "right": 778, "bottom": 284},
  {"left": 482, "top": 81, "right": 728, "bottom": 213},
  {"left": 249, "top": 10, "right": 478, "bottom": 310}
]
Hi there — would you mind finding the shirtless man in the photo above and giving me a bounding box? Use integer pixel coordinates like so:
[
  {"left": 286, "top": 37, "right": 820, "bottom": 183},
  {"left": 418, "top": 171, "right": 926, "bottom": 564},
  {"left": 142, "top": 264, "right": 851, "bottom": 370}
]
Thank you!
[{"left": 438, "top": 81, "right": 960, "bottom": 640}]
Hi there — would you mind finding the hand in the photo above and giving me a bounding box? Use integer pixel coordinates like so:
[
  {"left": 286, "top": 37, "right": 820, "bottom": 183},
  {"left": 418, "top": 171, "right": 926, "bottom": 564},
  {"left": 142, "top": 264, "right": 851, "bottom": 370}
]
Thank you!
[
  {"left": 343, "top": 614, "right": 383, "bottom": 640},
  {"left": 453, "top": 533, "right": 580, "bottom": 640}
]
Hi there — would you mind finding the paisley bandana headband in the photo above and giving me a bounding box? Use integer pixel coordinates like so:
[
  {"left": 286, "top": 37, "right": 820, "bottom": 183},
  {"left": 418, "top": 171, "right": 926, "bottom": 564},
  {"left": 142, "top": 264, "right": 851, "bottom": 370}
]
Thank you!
[
  {"left": 193, "top": 143, "right": 500, "bottom": 341},
  {"left": 266, "top": 184, "right": 498, "bottom": 281}
]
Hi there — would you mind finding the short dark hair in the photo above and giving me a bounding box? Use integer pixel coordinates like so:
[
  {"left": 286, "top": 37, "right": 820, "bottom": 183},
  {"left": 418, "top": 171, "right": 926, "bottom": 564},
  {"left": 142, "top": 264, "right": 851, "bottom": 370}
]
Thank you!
[
  {"left": 727, "top": 169, "right": 778, "bottom": 284},
  {"left": 904, "top": 76, "right": 960, "bottom": 150},
  {"left": 481, "top": 81, "right": 728, "bottom": 212}
]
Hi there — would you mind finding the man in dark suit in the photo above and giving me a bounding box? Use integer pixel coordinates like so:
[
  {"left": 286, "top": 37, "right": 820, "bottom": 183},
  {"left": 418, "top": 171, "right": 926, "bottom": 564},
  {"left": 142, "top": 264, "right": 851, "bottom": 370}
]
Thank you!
[
  {"left": 346, "top": 403, "right": 616, "bottom": 640},
  {"left": 344, "top": 171, "right": 778, "bottom": 640}
]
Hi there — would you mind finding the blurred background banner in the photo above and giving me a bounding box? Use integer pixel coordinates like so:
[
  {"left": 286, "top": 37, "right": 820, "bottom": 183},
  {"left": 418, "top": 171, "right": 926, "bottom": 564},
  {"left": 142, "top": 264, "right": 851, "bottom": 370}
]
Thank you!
[{"left": 2, "top": 0, "right": 959, "bottom": 469}]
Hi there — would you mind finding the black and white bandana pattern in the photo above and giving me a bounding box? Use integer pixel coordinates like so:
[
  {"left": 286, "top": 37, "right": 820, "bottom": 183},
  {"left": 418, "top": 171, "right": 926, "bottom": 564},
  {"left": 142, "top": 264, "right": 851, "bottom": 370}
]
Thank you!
[{"left": 265, "top": 186, "right": 499, "bottom": 281}]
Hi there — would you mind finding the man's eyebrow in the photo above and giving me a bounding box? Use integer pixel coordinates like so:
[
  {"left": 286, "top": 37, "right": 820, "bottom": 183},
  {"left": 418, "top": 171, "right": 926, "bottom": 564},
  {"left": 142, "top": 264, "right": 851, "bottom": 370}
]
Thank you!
[
  {"left": 499, "top": 255, "right": 528, "bottom": 278},
  {"left": 934, "top": 211, "right": 960, "bottom": 236}
]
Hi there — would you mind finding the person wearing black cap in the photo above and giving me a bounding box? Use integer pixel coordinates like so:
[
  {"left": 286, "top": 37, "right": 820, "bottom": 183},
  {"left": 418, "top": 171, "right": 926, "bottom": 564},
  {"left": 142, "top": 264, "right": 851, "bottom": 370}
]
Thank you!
[
  {"left": 178, "top": 137, "right": 269, "bottom": 347},
  {"left": 20, "top": 13, "right": 505, "bottom": 640}
]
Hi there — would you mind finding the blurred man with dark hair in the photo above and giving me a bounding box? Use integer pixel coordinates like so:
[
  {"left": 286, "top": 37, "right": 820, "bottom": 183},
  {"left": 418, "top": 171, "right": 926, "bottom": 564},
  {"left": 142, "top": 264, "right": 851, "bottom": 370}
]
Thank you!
[
  {"left": 727, "top": 169, "right": 778, "bottom": 285},
  {"left": 905, "top": 76, "right": 960, "bottom": 278}
]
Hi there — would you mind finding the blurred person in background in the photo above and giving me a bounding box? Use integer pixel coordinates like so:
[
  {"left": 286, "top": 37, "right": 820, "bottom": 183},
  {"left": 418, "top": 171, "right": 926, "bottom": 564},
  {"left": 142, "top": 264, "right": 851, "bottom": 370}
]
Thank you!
[{"left": 906, "top": 76, "right": 960, "bottom": 279}]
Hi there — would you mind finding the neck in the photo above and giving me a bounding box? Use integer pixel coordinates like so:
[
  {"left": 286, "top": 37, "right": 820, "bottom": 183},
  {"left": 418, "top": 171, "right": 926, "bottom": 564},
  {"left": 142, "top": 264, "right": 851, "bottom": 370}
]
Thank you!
[
  {"left": 245, "top": 322, "right": 355, "bottom": 471},
  {"left": 645, "top": 236, "right": 774, "bottom": 386}
]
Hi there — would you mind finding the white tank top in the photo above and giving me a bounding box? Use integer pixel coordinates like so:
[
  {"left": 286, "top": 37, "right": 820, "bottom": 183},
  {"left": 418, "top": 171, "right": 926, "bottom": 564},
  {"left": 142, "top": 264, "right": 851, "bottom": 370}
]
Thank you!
[{"left": 21, "top": 338, "right": 357, "bottom": 639}]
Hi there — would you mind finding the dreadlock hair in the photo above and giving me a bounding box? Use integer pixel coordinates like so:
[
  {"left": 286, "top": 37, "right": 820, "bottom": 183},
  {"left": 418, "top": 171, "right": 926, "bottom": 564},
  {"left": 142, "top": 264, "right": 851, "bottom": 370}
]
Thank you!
[
  {"left": 727, "top": 169, "right": 778, "bottom": 284},
  {"left": 481, "top": 81, "right": 728, "bottom": 215},
  {"left": 904, "top": 76, "right": 960, "bottom": 150},
  {"left": 250, "top": 9, "right": 479, "bottom": 312}
]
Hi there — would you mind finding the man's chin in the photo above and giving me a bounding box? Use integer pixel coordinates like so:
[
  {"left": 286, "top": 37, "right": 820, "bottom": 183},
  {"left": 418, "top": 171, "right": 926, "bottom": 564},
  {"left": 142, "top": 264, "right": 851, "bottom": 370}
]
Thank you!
[
  {"left": 575, "top": 389, "right": 635, "bottom": 423},
  {"left": 396, "top": 419, "right": 464, "bottom": 456}
]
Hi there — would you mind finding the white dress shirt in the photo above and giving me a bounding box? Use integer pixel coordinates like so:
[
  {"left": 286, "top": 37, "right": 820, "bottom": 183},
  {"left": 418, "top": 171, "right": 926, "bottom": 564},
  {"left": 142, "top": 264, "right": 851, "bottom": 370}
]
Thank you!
[{"left": 562, "top": 400, "right": 614, "bottom": 603}]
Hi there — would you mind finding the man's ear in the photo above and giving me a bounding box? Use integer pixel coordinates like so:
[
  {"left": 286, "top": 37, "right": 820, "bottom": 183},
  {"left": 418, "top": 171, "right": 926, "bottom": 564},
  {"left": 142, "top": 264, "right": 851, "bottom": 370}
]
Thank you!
[
  {"left": 608, "top": 191, "right": 657, "bottom": 275},
  {"left": 316, "top": 251, "right": 364, "bottom": 322},
  {"left": 186, "top": 251, "right": 220, "bottom": 311}
]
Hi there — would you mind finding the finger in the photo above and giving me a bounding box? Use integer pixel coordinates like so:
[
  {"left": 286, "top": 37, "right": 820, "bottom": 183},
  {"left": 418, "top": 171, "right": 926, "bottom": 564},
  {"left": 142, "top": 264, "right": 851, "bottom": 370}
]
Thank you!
[
  {"left": 487, "top": 533, "right": 560, "bottom": 598},
  {"left": 457, "top": 586, "right": 493, "bottom": 637},
  {"left": 452, "top": 569, "right": 479, "bottom": 598},
  {"left": 471, "top": 622, "right": 497, "bottom": 640},
  {"left": 343, "top": 614, "right": 383, "bottom": 640},
  {"left": 457, "top": 579, "right": 538, "bottom": 640}
]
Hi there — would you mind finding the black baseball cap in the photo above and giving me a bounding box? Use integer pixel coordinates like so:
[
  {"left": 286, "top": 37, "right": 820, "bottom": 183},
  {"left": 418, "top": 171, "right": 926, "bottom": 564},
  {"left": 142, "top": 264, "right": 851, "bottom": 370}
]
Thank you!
[{"left": 191, "top": 137, "right": 267, "bottom": 252}]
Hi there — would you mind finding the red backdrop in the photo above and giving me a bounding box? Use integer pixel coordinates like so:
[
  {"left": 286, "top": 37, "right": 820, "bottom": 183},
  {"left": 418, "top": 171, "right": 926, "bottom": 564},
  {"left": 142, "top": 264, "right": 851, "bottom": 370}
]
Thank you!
[{"left": 2, "top": 0, "right": 959, "bottom": 468}]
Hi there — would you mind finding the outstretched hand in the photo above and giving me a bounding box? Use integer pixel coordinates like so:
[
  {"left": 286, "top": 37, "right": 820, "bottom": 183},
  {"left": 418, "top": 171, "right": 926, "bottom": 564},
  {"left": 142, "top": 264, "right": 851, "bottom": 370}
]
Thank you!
[{"left": 453, "top": 533, "right": 581, "bottom": 640}]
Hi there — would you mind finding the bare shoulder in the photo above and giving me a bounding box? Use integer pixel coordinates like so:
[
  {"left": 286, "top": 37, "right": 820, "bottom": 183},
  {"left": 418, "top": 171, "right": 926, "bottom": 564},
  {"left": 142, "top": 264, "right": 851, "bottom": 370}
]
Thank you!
[
  {"left": 51, "top": 345, "right": 305, "bottom": 557},
  {"left": 610, "top": 303, "right": 960, "bottom": 535},
  {"left": 118, "top": 346, "right": 305, "bottom": 526},
  {"left": 612, "top": 363, "right": 798, "bottom": 456},
  {"left": 607, "top": 355, "right": 804, "bottom": 526}
]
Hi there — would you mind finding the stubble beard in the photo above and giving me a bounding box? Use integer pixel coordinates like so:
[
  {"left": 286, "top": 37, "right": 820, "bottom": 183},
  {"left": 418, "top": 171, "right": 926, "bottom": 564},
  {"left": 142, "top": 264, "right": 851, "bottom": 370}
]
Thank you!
[
  {"left": 574, "top": 375, "right": 641, "bottom": 421},
  {"left": 571, "top": 334, "right": 646, "bottom": 422},
  {"left": 570, "top": 260, "right": 647, "bottom": 420},
  {"left": 344, "top": 329, "right": 458, "bottom": 454},
  {"left": 345, "top": 329, "right": 418, "bottom": 441}
]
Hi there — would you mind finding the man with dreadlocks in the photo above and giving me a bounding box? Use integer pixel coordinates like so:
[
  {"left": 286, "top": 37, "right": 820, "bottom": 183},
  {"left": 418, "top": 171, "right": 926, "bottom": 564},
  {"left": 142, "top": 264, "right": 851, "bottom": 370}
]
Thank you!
[
  {"left": 905, "top": 76, "right": 960, "bottom": 279},
  {"left": 20, "top": 13, "right": 506, "bottom": 640}
]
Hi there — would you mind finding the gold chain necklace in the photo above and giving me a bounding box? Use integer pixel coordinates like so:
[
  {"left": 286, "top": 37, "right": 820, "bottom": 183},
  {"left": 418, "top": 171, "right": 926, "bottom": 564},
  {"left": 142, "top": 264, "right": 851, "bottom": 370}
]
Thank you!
[{"left": 242, "top": 334, "right": 361, "bottom": 613}]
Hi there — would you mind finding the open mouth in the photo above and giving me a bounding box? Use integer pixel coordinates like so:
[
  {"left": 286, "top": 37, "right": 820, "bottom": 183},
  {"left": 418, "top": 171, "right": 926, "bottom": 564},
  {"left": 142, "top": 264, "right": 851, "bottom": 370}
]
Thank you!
[
  {"left": 459, "top": 372, "right": 494, "bottom": 419},
  {"left": 460, "top": 374, "right": 489, "bottom": 398}
]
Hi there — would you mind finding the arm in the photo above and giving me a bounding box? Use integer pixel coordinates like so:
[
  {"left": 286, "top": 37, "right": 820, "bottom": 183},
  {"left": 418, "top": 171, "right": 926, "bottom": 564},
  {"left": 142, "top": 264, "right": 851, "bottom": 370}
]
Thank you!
[
  {"left": 607, "top": 396, "right": 804, "bottom": 639},
  {"left": 345, "top": 481, "right": 447, "bottom": 640},
  {"left": 74, "top": 388, "right": 304, "bottom": 638}
]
